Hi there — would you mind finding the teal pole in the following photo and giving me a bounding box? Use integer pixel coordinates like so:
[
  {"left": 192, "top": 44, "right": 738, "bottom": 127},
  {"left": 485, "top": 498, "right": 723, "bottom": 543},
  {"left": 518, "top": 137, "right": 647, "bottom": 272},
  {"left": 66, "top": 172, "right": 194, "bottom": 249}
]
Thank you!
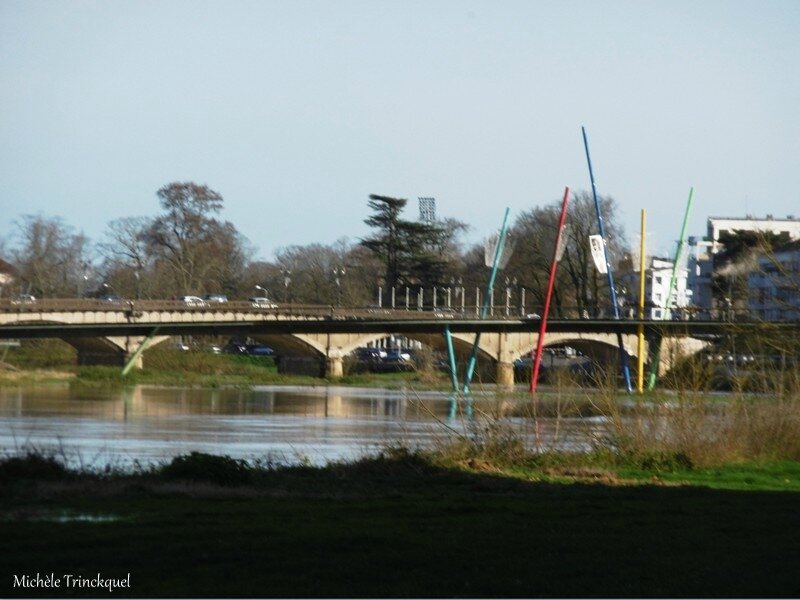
[
  {"left": 463, "top": 207, "right": 511, "bottom": 393},
  {"left": 647, "top": 187, "right": 694, "bottom": 390},
  {"left": 444, "top": 325, "right": 459, "bottom": 392}
]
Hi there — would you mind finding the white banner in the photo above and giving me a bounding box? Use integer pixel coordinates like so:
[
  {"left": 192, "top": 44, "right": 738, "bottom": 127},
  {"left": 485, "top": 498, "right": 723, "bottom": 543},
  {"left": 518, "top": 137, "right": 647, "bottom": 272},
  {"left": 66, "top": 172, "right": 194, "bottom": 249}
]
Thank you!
[
  {"left": 589, "top": 235, "right": 608, "bottom": 274},
  {"left": 555, "top": 224, "right": 571, "bottom": 262}
]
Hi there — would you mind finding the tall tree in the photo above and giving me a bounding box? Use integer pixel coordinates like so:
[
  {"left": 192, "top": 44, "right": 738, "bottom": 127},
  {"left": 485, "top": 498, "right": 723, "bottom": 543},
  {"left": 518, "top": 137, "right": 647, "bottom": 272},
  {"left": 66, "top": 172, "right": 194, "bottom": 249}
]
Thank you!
[
  {"left": 141, "top": 182, "right": 250, "bottom": 295},
  {"left": 360, "top": 194, "right": 466, "bottom": 290}
]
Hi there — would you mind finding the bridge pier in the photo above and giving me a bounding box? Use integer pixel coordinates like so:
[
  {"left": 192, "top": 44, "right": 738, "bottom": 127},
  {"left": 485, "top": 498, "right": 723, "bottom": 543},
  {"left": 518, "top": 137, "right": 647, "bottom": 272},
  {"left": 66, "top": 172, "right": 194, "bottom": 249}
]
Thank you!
[
  {"left": 325, "top": 355, "right": 344, "bottom": 379},
  {"left": 496, "top": 360, "right": 515, "bottom": 390}
]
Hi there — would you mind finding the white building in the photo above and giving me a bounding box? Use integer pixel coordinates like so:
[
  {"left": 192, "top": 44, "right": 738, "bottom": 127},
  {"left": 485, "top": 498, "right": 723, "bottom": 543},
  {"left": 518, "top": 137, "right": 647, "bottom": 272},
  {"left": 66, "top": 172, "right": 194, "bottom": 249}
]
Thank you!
[
  {"left": 688, "top": 215, "right": 800, "bottom": 313},
  {"left": 0, "top": 259, "right": 16, "bottom": 296},
  {"left": 747, "top": 248, "right": 800, "bottom": 321},
  {"left": 707, "top": 215, "right": 800, "bottom": 253},
  {"left": 619, "top": 256, "right": 691, "bottom": 319}
]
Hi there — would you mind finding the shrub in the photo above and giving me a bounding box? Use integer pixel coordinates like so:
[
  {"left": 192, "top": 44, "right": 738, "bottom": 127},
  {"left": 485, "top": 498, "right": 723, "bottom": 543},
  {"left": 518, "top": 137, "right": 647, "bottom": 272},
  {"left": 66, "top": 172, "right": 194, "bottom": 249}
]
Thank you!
[
  {"left": 157, "top": 452, "right": 253, "bottom": 486},
  {"left": 0, "top": 452, "right": 72, "bottom": 482}
]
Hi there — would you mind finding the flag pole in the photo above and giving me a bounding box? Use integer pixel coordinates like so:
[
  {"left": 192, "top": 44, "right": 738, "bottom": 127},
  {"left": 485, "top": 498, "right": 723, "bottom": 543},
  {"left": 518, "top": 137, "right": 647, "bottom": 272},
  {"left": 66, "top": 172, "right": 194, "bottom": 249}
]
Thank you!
[
  {"left": 637, "top": 209, "right": 646, "bottom": 393},
  {"left": 463, "top": 207, "right": 511, "bottom": 393},
  {"left": 531, "top": 186, "right": 570, "bottom": 394},
  {"left": 647, "top": 187, "right": 694, "bottom": 390},
  {"left": 581, "top": 126, "right": 633, "bottom": 392}
]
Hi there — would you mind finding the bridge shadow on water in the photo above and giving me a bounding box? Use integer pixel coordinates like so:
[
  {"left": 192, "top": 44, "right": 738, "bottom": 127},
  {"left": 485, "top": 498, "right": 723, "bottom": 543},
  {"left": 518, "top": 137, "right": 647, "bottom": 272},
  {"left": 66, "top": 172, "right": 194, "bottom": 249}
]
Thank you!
[{"left": 2, "top": 452, "right": 799, "bottom": 598}]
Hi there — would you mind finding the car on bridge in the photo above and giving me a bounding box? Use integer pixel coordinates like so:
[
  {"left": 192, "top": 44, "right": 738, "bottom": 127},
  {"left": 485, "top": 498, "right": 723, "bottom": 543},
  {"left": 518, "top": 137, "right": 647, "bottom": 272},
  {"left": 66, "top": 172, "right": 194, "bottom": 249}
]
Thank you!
[
  {"left": 433, "top": 307, "right": 457, "bottom": 318},
  {"left": 249, "top": 297, "right": 278, "bottom": 309},
  {"left": 10, "top": 294, "right": 36, "bottom": 305},
  {"left": 204, "top": 294, "right": 228, "bottom": 303},
  {"left": 100, "top": 294, "right": 126, "bottom": 304},
  {"left": 178, "top": 295, "right": 208, "bottom": 307}
]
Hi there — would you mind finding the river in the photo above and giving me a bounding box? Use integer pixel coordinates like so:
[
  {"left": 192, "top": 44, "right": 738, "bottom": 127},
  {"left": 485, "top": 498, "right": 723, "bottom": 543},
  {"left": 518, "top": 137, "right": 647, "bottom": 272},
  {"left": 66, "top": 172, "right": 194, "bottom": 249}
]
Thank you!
[{"left": 0, "top": 383, "right": 605, "bottom": 469}]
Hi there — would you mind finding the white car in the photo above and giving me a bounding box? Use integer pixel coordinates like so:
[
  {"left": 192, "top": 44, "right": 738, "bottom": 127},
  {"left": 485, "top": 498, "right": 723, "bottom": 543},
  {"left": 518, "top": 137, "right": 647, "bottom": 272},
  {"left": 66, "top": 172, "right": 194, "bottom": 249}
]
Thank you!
[
  {"left": 249, "top": 297, "right": 278, "bottom": 309},
  {"left": 178, "top": 295, "right": 208, "bottom": 307},
  {"left": 11, "top": 294, "right": 36, "bottom": 305}
]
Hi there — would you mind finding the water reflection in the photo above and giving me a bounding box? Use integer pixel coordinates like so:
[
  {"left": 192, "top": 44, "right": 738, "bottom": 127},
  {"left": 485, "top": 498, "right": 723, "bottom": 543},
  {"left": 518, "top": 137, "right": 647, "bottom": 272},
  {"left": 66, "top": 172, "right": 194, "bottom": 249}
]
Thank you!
[{"left": 0, "top": 384, "right": 603, "bottom": 469}]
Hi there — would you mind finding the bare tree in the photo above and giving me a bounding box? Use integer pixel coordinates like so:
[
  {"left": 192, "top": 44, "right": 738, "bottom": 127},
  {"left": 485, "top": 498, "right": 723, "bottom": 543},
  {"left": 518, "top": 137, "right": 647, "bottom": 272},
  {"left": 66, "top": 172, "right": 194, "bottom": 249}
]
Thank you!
[
  {"left": 11, "top": 215, "right": 94, "bottom": 297},
  {"left": 504, "top": 190, "right": 628, "bottom": 316}
]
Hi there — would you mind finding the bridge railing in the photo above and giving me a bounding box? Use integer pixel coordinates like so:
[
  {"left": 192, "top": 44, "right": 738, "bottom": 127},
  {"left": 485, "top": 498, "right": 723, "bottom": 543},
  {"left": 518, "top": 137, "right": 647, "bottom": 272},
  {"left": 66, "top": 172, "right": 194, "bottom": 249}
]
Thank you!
[{"left": 0, "top": 298, "right": 798, "bottom": 322}]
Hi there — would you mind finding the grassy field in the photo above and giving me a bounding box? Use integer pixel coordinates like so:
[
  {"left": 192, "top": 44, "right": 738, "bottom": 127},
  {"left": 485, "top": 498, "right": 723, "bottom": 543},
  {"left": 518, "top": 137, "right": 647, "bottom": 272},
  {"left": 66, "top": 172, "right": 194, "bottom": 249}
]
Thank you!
[{"left": 2, "top": 452, "right": 800, "bottom": 598}]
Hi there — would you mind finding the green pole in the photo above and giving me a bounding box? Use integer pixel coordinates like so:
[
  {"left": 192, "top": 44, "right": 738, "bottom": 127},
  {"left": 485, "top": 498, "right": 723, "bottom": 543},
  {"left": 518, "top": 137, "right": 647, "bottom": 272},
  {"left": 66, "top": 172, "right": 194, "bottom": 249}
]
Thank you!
[
  {"left": 121, "top": 327, "right": 160, "bottom": 377},
  {"left": 463, "top": 207, "right": 511, "bottom": 393},
  {"left": 647, "top": 188, "right": 694, "bottom": 390}
]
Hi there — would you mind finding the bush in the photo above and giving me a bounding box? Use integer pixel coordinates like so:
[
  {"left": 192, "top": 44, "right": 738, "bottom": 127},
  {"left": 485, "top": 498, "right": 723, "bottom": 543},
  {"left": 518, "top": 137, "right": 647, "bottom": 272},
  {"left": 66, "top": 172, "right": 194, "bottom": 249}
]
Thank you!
[
  {"left": 0, "top": 452, "right": 72, "bottom": 482},
  {"left": 157, "top": 452, "right": 253, "bottom": 486}
]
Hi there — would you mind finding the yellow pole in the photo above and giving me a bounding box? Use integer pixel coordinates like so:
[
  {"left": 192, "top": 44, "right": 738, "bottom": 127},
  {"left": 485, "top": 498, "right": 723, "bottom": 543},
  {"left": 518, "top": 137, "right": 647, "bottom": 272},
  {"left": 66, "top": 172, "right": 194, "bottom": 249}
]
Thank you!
[{"left": 637, "top": 209, "right": 646, "bottom": 394}]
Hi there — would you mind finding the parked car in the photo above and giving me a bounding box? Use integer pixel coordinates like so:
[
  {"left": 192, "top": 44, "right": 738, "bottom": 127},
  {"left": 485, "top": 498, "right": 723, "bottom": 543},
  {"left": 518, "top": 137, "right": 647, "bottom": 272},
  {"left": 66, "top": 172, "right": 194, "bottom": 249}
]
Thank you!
[
  {"left": 246, "top": 344, "right": 275, "bottom": 356},
  {"left": 204, "top": 294, "right": 228, "bottom": 303},
  {"left": 223, "top": 341, "right": 248, "bottom": 354},
  {"left": 178, "top": 295, "right": 208, "bottom": 307},
  {"left": 433, "top": 307, "right": 457, "bottom": 318},
  {"left": 385, "top": 348, "right": 411, "bottom": 361},
  {"left": 249, "top": 297, "right": 278, "bottom": 309},
  {"left": 355, "top": 347, "right": 387, "bottom": 361}
]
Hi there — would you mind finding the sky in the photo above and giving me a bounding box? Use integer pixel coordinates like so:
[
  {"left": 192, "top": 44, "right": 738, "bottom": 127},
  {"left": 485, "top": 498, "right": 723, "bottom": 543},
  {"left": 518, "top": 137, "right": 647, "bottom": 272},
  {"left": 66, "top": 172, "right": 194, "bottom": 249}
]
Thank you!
[{"left": 1, "top": 0, "right": 799, "bottom": 261}]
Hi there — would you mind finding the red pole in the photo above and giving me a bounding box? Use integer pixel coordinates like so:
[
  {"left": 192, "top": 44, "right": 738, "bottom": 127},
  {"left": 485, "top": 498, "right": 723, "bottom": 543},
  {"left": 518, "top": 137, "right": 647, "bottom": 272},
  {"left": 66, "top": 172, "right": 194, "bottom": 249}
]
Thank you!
[{"left": 530, "top": 186, "right": 571, "bottom": 394}]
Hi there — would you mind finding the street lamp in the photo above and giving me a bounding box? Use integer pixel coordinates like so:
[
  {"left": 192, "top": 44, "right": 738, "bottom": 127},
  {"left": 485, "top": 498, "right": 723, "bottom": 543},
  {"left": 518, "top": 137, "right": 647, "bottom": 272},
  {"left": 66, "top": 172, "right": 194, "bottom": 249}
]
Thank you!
[
  {"left": 255, "top": 284, "right": 269, "bottom": 298},
  {"left": 332, "top": 266, "right": 345, "bottom": 306},
  {"left": 281, "top": 269, "right": 291, "bottom": 303}
]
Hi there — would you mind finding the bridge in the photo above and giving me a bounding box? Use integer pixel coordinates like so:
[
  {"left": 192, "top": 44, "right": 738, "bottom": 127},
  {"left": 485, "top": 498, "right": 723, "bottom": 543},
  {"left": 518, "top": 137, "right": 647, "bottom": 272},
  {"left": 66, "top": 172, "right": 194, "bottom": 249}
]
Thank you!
[{"left": 1, "top": 299, "right": 794, "bottom": 387}]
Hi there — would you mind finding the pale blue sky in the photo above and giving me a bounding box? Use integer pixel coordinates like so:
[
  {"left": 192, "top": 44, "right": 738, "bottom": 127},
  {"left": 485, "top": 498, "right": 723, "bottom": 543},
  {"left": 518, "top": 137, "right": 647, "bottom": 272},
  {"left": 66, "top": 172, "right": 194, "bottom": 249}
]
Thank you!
[{"left": 2, "top": 0, "right": 798, "bottom": 259}]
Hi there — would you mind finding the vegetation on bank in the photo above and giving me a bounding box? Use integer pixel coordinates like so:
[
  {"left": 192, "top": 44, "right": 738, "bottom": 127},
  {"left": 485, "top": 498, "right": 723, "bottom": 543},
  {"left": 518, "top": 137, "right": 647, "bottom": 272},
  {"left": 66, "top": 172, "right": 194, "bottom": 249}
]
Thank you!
[
  {"left": 4, "top": 340, "right": 800, "bottom": 596},
  {"left": 1, "top": 450, "right": 799, "bottom": 598},
  {"left": 0, "top": 339, "right": 452, "bottom": 388}
]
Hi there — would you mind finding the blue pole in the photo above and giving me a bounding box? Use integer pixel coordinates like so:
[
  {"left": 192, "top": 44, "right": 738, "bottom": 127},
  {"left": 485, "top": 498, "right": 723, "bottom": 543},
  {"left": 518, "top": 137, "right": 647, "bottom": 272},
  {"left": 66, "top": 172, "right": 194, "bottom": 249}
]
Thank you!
[
  {"left": 463, "top": 207, "right": 511, "bottom": 393},
  {"left": 581, "top": 126, "right": 633, "bottom": 392}
]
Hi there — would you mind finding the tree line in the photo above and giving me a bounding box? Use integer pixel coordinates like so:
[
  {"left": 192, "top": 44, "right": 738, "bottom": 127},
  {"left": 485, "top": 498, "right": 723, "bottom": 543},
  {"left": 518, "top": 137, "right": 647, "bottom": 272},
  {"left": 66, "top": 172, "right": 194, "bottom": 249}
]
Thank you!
[{"left": 1, "top": 182, "right": 633, "bottom": 314}]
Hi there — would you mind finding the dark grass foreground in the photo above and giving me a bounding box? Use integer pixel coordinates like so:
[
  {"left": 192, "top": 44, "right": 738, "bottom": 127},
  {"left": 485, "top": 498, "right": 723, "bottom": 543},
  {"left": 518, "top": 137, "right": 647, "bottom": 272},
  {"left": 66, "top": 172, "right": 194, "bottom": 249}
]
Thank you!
[{"left": 1, "top": 452, "right": 799, "bottom": 598}]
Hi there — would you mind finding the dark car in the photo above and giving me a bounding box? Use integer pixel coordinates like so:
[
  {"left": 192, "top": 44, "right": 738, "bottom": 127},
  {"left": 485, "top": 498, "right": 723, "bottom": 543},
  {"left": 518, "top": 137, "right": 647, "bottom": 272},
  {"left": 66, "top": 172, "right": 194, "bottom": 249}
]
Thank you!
[{"left": 246, "top": 344, "right": 275, "bottom": 356}]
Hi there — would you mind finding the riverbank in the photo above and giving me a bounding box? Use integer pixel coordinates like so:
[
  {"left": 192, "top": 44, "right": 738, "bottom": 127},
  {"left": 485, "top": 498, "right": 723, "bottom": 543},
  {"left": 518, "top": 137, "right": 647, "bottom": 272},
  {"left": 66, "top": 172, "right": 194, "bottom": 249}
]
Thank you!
[
  {"left": 1, "top": 340, "right": 454, "bottom": 389},
  {"left": 2, "top": 451, "right": 799, "bottom": 598}
]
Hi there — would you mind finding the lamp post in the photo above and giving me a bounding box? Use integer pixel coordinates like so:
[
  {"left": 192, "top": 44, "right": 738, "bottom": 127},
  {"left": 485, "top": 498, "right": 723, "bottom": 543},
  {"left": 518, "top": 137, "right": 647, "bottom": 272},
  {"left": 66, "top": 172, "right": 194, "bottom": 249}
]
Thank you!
[
  {"left": 506, "top": 277, "right": 517, "bottom": 316},
  {"left": 77, "top": 262, "right": 90, "bottom": 298},
  {"left": 280, "top": 269, "right": 291, "bottom": 303},
  {"left": 255, "top": 284, "right": 268, "bottom": 298},
  {"left": 332, "top": 266, "right": 345, "bottom": 306}
]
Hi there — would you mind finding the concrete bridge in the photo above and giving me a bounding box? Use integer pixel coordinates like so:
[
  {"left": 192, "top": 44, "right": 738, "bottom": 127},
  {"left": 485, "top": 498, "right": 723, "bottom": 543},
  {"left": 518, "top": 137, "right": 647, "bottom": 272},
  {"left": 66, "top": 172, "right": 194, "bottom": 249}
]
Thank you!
[{"left": 2, "top": 298, "right": 781, "bottom": 386}]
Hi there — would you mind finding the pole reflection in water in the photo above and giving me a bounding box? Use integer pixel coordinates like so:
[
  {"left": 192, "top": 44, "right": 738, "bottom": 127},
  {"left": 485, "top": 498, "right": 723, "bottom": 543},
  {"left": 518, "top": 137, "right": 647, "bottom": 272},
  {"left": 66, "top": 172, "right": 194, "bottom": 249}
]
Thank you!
[
  {"left": 0, "top": 384, "right": 602, "bottom": 470},
  {"left": 447, "top": 393, "right": 474, "bottom": 421}
]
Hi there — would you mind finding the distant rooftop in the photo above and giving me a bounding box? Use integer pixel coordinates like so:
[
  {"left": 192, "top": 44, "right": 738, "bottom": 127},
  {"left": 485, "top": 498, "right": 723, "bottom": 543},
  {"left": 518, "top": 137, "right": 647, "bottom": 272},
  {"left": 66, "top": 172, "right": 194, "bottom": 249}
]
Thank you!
[{"left": 708, "top": 215, "right": 798, "bottom": 222}]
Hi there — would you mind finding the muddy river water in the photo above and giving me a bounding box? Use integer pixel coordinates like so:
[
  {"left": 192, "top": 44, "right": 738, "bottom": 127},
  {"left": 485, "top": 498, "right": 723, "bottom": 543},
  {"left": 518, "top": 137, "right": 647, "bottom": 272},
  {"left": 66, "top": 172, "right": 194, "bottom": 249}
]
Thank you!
[{"left": 0, "top": 383, "right": 606, "bottom": 469}]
